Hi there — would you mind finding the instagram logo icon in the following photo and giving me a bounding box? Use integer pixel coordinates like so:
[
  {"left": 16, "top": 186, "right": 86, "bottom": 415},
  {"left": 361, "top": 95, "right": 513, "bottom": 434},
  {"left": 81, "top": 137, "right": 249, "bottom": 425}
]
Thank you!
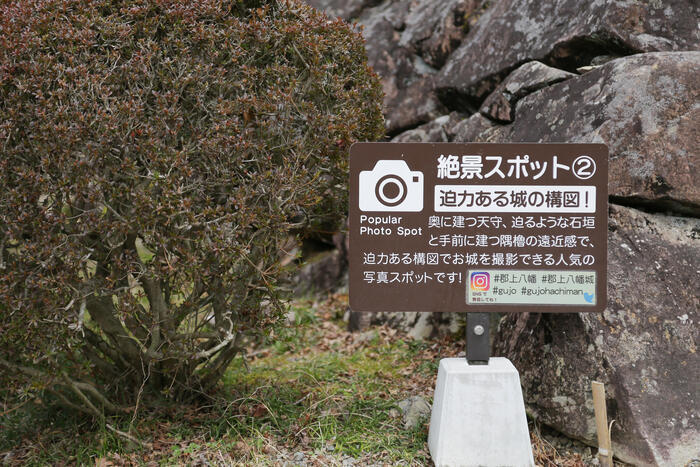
[{"left": 470, "top": 272, "right": 490, "bottom": 291}]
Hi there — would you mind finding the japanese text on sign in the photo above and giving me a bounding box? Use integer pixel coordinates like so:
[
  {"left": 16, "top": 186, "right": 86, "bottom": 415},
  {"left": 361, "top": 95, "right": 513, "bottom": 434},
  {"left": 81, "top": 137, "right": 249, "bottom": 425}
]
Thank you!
[
  {"left": 435, "top": 185, "right": 595, "bottom": 212},
  {"left": 349, "top": 143, "right": 608, "bottom": 313}
]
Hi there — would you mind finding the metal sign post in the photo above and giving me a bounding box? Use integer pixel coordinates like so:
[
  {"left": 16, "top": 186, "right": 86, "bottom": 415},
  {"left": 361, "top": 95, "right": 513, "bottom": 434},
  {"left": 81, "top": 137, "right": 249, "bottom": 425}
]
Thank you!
[{"left": 466, "top": 312, "right": 489, "bottom": 364}]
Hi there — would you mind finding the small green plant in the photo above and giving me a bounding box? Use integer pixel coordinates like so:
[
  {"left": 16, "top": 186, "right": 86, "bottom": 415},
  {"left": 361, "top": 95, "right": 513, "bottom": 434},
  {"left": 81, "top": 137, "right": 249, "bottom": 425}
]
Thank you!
[{"left": 0, "top": 0, "right": 383, "bottom": 429}]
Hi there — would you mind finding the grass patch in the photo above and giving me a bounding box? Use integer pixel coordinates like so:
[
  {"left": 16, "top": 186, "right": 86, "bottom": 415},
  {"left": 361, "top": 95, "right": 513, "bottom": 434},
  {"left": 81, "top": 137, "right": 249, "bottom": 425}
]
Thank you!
[
  {"left": 1, "top": 295, "right": 609, "bottom": 465},
  {"left": 1, "top": 295, "right": 458, "bottom": 465},
  {"left": 214, "top": 297, "right": 444, "bottom": 464}
]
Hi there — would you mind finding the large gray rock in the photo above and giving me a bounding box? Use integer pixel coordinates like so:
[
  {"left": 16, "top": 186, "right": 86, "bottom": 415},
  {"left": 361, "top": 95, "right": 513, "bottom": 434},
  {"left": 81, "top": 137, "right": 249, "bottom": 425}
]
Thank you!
[
  {"left": 391, "top": 112, "right": 465, "bottom": 142},
  {"left": 356, "top": 1, "right": 445, "bottom": 135},
  {"left": 437, "top": 0, "right": 700, "bottom": 105},
  {"left": 383, "top": 73, "right": 445, "bottom": 135},
  {"left": 494, "top": 205, "right": 699, "bottom": 466},
  {"left": 450, "top": 112, "right": 499, "bottom": 142},
  {"left": 293, "top": 250, "right": 347, "bottom": 295},
  {"left": 471, "top": 52, "right": 700, "bottom": 211},
  {"left": 399, "top": 0, "right": 481, "bottom": 69},
  {"left": 306, "top": 0, "right": 478, "bottom": 135},
  {"left": 479, "top": 61, "right": 575, "bottom": 122}
]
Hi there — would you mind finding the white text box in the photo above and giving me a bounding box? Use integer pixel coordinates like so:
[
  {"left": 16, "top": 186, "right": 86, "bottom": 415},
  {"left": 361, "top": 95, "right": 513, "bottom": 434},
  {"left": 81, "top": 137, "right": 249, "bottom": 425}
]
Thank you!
[{"left": 434, "top": 185, "right": 596, "bottom": 213}]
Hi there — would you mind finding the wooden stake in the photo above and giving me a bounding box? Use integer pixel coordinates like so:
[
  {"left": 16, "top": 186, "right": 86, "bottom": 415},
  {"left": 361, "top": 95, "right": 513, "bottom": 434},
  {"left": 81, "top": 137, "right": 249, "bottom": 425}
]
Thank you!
[{"left": 592, "top": 381, "right": 613, "bottom": 467}]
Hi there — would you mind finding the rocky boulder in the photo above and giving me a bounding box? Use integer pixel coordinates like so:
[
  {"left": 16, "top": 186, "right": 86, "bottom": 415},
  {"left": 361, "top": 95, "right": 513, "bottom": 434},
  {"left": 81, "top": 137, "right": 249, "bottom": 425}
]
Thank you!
[
  {"left": 465, "top": 52, "right": 700, "bottom": 212},
  {"left": 479, "top": 61, "right": 575, "bottom": 122},
  {"left": 354, "top": 1, "right": 445, "bottom": 135},
  {"left": 303, "top": 1, "right": 699, "bottom": 464},
  {"left": 399, "top": 0, "right": 482, "bottom": 69},
  {"left": 390, "top": 112, "right": 465, "bottom": 143},
  {"left": 438, "top": 0, "right": 700, "bottom": 105},
  {"left": 494, "top": 205, "right": 699, "bottom": 466},
  {"left": 450, "top": 112, "right": 499, "bottom": 142},
  {"left": 308, "top": 0, "right": 486, "bottom": 135},
  {"left": 293, "top": 250, "right": 347, "bottom": 296}
]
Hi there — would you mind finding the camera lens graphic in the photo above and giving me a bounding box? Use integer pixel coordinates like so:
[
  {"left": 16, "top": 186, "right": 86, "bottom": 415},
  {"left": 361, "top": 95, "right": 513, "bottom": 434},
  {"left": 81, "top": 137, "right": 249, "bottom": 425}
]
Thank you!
[{"left": 375, "top": 175, "right": 407, "bottom": 207}]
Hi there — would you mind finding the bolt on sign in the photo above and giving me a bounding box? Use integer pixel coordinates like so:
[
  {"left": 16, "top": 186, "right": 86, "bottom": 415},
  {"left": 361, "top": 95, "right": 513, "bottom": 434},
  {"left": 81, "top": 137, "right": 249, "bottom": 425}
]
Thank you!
[{"left": 349, "top": 143, "right": 608, "bottom": 313}]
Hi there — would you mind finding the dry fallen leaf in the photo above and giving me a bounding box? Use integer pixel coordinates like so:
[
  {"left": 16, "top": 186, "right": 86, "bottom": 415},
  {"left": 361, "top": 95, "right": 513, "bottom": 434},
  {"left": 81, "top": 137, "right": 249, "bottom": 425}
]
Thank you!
[{"left": 252, "top": 404, "right": 268, "bottom": 418}]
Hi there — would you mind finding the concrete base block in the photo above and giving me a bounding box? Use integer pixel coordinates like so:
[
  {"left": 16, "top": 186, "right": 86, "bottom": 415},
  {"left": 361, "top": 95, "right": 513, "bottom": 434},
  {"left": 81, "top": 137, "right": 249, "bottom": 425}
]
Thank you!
[{"left": 428, "top": 357, "right": 534, "bottom": 467}]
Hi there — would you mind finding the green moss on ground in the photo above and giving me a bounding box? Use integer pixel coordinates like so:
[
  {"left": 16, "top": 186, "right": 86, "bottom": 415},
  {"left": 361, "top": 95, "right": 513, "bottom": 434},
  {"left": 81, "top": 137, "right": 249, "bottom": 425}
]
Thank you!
[{"left": 1, "top": 296, "right": 456, "bottom": 465}]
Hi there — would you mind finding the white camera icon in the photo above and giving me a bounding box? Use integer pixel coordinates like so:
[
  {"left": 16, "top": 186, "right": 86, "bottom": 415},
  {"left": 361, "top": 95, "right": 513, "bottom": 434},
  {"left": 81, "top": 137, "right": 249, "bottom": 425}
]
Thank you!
[{"left": 359, "top": 160, "right": 423, "bottom": 212}]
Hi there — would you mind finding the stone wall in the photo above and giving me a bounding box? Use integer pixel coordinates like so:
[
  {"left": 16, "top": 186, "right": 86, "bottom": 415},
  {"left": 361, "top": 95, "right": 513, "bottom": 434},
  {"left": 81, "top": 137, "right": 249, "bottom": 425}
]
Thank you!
[{"left": 302, "top": 1, "right": 699, "bottom": 464}]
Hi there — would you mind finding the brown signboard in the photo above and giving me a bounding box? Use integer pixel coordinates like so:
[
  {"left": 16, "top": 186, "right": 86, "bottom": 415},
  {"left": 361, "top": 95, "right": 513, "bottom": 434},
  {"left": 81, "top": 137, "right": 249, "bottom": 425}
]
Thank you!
[{"left": 349, "top": 143, "right": 608, "bottom": 313}]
